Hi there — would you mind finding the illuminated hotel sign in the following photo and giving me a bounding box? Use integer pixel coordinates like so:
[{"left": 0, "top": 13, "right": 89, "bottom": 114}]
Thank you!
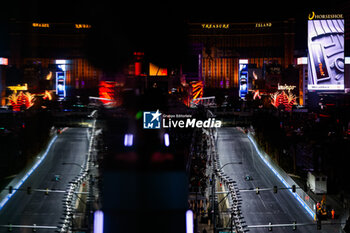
[
  {"left": 75, "top": 24, "right": 91, "bottom": 29},
  {"left": 201, "top": 24, "right": 229, "bottom": 29},
  {"left": 32, "top": 23, "right": 50, "bottom": 28},
  {"left": 255, "top": 22, "right": 272, "bottom": 28},
  {"left": 307, "top": 13, "right": 344, "bottom": 90},
  {"left": 308, "top": 12, "right": 343, "bottom": 20}
]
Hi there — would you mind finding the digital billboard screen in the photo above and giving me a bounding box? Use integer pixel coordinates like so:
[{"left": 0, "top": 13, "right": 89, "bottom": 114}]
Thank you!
[
  {"left": 239, "top": 59, "right": 248, "bottom": 99},
  {"left": 308, "top": 16, "right": 344, "bottom": 90},
  {"left": 56, "top": 71, "right": 66, "bottom": 98}
]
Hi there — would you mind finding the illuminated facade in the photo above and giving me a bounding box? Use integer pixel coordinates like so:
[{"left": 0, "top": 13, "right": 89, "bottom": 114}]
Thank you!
[
  {"left": 7, "top": 21, "right": 101, "bottom": 96},
  {"left": 187, "top": 19, "right": 295, "bottom": 88}
]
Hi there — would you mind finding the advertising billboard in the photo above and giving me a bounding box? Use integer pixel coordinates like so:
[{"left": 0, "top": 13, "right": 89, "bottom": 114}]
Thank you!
[
  {"left": 239, "top": 59, "right": 248, "bottom": 99},
  {"left": 308, "top": 14, "right": 344, "bottom": 90},
  {"left": 56, "top": 71, "right": 66, "bottom": 98}
]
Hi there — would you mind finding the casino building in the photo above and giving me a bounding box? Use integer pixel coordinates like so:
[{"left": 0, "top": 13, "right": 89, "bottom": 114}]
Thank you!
[
  {"left": 186, "top": 19, "right": 296, "bottom": 89},
  {"left": 5, "top": 20, "right": 100, "bottom": 98}
]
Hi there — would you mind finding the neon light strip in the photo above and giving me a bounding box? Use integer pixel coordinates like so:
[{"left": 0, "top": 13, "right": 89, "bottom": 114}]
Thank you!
[
  {"left": 247, "top": 134, "right": 316, "bottom": 220},
  {"left": 186, "top": 210, "right": 194, "bottom": 233},
  {"left": 128, "top": 134, "right": 133, "bottom": 146},
  {"left": 0, "top": 135, "right": 58, "bottom": 211},
  {"left": 93, "top": 210, "right": 104, "bottom": 233},
  {"left": 124, "top": 134, "right": 133, "bottom": 147},
  {"left": 164, "top": 133, "right": 170, "bottom": 147}
]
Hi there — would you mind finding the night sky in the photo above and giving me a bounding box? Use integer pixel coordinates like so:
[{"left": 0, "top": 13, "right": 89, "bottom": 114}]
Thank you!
[{"left": 0, "top": 0, "right": 349, "bottom": 69}]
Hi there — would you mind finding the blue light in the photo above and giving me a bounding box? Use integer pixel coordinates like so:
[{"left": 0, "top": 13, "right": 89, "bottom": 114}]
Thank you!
[
  {"left": 186, "top": 210, "right": 193, "bottom": 233},
  {"left": 124, "top": 134, "right": 133, "bottom": 147},
  {"left": 57, "top": 84, "right": 64, "bottom": 91},
  {"left": 247, "top": 134, "right": 316, "bottom": 220},
  {"left": 56, "top": 71, "right": 66, "bottom": 98},
  {"left": 0, "top": 135, "right": 58, "bottom": 211},
  {"left": 94, "top": 210, "right": 104, "bottom": 233},
  {"left": 55, "top": 59, "right": 68, "bottom": 65},
  {"left": 164, "top": 133, "right": 170, "bottom": 147}
]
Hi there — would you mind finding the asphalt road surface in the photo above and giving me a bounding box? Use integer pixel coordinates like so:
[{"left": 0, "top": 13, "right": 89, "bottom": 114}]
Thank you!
[
  {"left": 0, "top": 128, "right": 89, "bottom": 232},
  {"left": 217, "top": 127, "right": 335, "bottom": 233}
]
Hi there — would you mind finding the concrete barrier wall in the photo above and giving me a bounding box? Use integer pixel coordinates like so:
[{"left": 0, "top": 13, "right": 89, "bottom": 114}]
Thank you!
[{"left": 247, "top": 132, "right": 317, "bottom": 220}]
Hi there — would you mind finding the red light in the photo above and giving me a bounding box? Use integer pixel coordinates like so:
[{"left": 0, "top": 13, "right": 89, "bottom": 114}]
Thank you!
[
  {"left": 133, "top": 52, "right": 144, "bottom": 56},
  {"left": 270, "top": 91, "right": 296, "bottom": 111},
  {"left": 319, "top": 114, "right": 331, "bottom": 118},
  {"left": 135, "top": 62, "right": 141, "bottom": 76},
  {"left": 99, "top": 81, "right": 117, "bottom": 105},
  {"left": 133, "top": 52, "right": 145, "bottom": 76},
  {"left": 151, "top": 152, "right": 174, "bottom": 163},
  {"left": 8, "top": 91, "right": 35, "bottom": 111}
]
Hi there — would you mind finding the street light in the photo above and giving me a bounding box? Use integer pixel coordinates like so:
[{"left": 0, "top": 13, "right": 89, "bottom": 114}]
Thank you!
[{"left": 216, "top": 161, "right": 242, "bottom": 173}]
